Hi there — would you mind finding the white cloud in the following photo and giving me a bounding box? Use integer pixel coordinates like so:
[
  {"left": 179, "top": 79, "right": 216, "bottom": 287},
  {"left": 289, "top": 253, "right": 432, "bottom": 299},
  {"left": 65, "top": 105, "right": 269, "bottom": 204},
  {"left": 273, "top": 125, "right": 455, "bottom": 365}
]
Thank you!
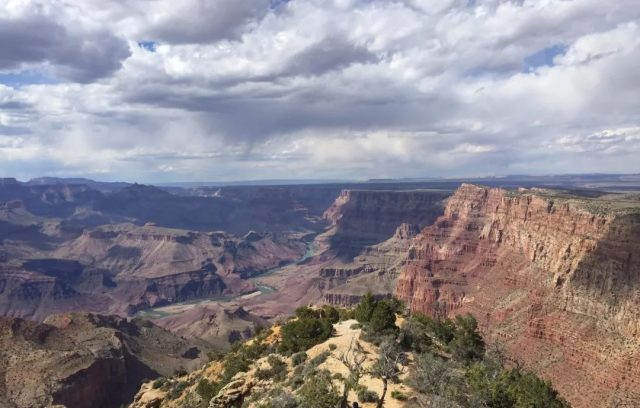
[{"left": 0, "top": 0, "right": 639, "bottom": 181}]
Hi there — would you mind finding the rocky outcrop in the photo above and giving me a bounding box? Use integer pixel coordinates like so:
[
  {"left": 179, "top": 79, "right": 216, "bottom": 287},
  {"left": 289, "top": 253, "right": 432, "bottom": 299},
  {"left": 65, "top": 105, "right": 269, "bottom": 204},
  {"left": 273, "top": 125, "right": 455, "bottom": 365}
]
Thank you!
[
  {"left": 395, "top": 184, "right": 640, "bottom": 407},
  {"left": 208, "top": 375, "right": 254, "bottom": 408},
  {"left": 130, "top": 319, "right": 413, "bottom": 408},
  {"left": 323, "top": 189, "right": 449, "bottom": 257},
  {"left": 0, "top": 313, "right": 208, "bottom": 408}
]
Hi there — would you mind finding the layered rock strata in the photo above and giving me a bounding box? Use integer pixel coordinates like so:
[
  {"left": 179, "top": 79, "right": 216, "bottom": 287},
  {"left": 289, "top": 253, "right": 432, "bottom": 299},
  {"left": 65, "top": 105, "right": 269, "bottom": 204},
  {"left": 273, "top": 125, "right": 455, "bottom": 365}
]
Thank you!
[
  {"left": 0, "top": 222, "right": 305, "bottom": 320},
  {"left": 395, "top": 184, "right": 640, "bottom": 407},
  {"left": 322, "top": 223, "right": 420, "bottom": 306},
  {"left": 323, "top": 189, "right": 449, "bottom": 257}
]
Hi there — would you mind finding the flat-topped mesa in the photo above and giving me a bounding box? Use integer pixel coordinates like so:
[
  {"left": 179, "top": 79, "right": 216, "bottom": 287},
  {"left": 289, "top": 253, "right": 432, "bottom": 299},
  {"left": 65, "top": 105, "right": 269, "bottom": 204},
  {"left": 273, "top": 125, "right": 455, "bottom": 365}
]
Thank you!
[{"left": 395, "top": 183, "right": 640, "bottom": 406}]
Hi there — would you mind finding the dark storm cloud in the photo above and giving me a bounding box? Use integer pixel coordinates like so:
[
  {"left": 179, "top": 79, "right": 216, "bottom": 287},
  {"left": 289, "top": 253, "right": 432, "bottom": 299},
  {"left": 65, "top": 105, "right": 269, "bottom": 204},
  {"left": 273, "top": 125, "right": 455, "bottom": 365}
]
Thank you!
[
  {"left": 0, "top": 14, "right": 130, "bottom": 82},
  {"left": 123, "top": 75, "right": 457, "bottom": 142},
  {"left": 283, "top": 37, "right": 378, "bottom": 77},
  {"left": 0, "top": 100, "right": 31, "bottom": 110},
  {"left": 145, "top": 0, "right": 271, "bottom": 44}
]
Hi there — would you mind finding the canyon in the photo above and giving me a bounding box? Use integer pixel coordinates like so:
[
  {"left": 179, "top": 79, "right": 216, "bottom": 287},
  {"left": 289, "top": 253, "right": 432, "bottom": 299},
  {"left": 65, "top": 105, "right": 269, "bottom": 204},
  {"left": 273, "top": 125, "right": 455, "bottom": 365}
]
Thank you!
[{"left": 0, "top": 175, "right": 639, "bottom": 407}]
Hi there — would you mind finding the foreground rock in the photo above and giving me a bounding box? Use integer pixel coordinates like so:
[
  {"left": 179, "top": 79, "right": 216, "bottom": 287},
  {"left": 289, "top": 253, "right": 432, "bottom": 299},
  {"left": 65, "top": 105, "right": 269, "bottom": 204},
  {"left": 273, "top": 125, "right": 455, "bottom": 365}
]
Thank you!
[
  {"left": 0, "top": 313, "right": 209, "bottom": 408},
  {"left": 129, "top": 319, "right": 410, "bottom": 408}
]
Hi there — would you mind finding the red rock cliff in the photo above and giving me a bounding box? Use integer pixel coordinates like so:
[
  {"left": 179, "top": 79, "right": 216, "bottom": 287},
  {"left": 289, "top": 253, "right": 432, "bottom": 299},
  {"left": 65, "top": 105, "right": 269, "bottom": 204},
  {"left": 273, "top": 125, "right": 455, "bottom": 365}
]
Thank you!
[{"left": 395, "top": 184, "right": 640, "bottom": 407}]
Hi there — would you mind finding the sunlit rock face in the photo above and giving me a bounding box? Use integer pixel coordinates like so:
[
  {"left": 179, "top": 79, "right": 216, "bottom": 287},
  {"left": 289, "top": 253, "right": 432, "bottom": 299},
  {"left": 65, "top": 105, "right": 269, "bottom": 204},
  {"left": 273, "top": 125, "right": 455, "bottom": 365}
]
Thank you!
[{"left": 396, "top": 184, "right": 640, "bottom": 407}]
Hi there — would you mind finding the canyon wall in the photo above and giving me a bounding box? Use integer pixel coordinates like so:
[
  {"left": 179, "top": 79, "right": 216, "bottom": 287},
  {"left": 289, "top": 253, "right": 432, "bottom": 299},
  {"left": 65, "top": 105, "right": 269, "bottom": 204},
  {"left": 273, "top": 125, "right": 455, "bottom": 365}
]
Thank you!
[
  {"left": 323, "top": 189, "right": 449, "bottom": 257},
  {"left": 318, "top": 189, "right": 450, "bottom": 305},
  {"left": 395, "top": 184, "right": 640, "bottom": 407},
  {"left": 321, "top": 223, "right": 420, "bottom": 306}
]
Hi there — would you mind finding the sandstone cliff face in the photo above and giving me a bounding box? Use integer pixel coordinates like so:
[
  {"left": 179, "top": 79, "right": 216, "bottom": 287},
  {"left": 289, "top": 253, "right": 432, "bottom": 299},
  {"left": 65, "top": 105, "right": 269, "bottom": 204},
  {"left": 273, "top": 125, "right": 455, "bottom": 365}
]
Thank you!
[
  {"left": 395, "top": 184, "right": 640, "bottom": 407},
  {"left": 323, "top": 189, "right": 449, "bottom": 257}
]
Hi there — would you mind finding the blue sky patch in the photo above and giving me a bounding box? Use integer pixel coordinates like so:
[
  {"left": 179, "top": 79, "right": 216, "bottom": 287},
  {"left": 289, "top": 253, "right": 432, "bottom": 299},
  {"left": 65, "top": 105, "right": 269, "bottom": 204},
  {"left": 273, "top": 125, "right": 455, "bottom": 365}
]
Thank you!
[
  {"left": 523, "top": 44, "right": 567, "bottom": 71},
  {"left": 0, "top": 70, "right": 60, "bottom": 88},
  {"left": 138, "top": 41, "right": 157, "bottom": 52},
  {"left": 270, "top": 0, "right": 290, "bottom": 9}
]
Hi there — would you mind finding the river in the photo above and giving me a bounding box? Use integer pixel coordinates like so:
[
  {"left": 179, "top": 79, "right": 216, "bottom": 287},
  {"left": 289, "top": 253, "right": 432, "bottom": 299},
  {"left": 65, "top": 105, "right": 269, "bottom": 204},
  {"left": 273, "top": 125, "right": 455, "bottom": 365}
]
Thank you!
[{"left": 135, "top": 239, "right": 317, "bottom": 319}]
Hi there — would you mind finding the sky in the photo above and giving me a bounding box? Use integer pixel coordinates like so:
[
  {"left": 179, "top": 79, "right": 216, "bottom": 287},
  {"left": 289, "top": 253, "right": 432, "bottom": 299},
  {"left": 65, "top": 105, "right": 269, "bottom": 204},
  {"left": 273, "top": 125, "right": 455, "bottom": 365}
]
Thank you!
[{"left": 0, "top": 0, "right": 639, "bottom": 182}]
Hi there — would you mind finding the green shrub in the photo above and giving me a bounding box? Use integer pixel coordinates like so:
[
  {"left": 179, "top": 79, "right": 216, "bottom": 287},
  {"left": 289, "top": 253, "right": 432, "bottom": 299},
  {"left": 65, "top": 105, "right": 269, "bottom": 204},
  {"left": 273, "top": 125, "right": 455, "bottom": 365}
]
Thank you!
[
  {"left": 354, "top": 295, "right": 400, "bottom": 344},
  {"left": 354, "top": 292, "right": 377, "bottom": 323},
  {"left": 297, "top": 370, "right": 341, "bottom": 408},
  {"left": 404, "top": 311, "right": 568, "bottom": 408},
  {"left": 357, "top": 388, "right": 379, "bottom": 403},
  {"left": 338, "top": 307, "right": 355, "bottom": 321},
  {"left": 293, "top": 364, "right": 305, "bottom": 376},
  {"left": 450, "top": 314, "right": 485, "bottom": 363},
  {"left": 255, "top": 355, "right": 288, "bottom": 382},
  {"left": 279, "top": 308, "right": 335, "bottom": 354},
  {"left": 256, "top": 387, "right": 298, "bottom": 408},
  {"left": 349, "top": 323, "right": 362, "bottom": 330},
  {"left": 308, "top": 351, "right": 330, "bottom": 368},
  {"left": 179, "top": 391, "right": 200, "bottom": 408},
  {"left": 206, "top": 351, "right": 223, "bottom": 362},
  {"left": 152, "top": 377, "right": 167, "bottom": 389},
  {"left": 268, "top": 355, "right": 288, "bottom": 382},
  {"left": 291, "top": 352, "right": 307, "bottom": 367},
  {"left": 466, "top": 365, "right": 570, "bottom": 408},
  {"left": 167, "top": 381, "right": 188, "bottom": 400},
  {"left": 219, "top": 337, "right": 272, "bottom": 384},
  {"left": 255, "top": 368, "right": 272, "bottom": 381},
  {"left": 328, "top": 343, "right": 337, "bottom": 351},
  {"left": 289, "top": 373, "right": 305, "bottom": 390},
  {"left": 368, "top": 300, "right": 398, "bottom": 335},
  {"left": 320, "top": 305, "right": 340, "bottom": 324},
  {"left": 195, "top": 379, "right": 219, "bottom": 402},
  {"left": 398, "top": 316, "right": 434, "bottom": 353},
  {"left": 221, "top": 352, "right": 251, "bottom": 382},
  {"left": 432, "top": 317, "right": 456, "bottom": 344},
  {"left": 391, "top": 390, "right": 408, "bottom": 400}
]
